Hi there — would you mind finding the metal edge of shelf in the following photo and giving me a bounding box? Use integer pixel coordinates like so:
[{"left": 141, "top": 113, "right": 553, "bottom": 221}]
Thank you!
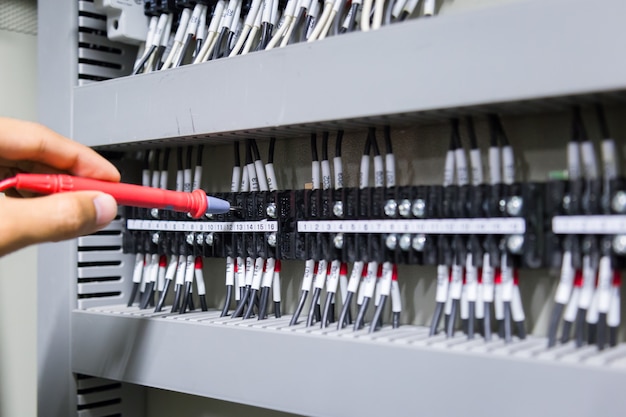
[
  {"left": 72, "top": 309, "right": 626, "bottom": 417},
  {"left": 73, "top": 0, "right": 626, "bottom": 147}
]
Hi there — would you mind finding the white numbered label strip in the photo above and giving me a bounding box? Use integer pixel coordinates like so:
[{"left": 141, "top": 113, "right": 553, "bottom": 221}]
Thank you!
[
  {"left": 297, "top": 218, "right": 525, "bottom": 234},
  {"left": 127, "top": 219, "right": 278, "bottom": 233},
  {"left": 552, "top": 215, "right": 626, "bottom": 234}
]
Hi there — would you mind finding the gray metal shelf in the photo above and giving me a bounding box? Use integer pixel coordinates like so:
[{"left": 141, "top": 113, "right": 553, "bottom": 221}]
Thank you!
[
  {"left": 73, "top": 0, "right": 626, "bottom": 147},
  {"left": 73, "top": 307, "right": 626, "bottom": 417}
]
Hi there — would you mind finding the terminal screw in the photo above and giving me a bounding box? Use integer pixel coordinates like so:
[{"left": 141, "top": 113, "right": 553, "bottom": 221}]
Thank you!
[
  {"left": 611, "top": 191, "right": 626, "bottom": 214},
  {"left": 333, "top": 233, "right": 344, "bottom": 249},
  {"left": 412, "top": 234, "right": 426, "bottom": 251},
  {"left": 151, "top": 232, "right": 160, "bottom": 245},
  {"left": 399, "top": 234, "right": 412, "bottom": 251},
  {"left": 267, "top": 232, "right": 277, "bottom": 247},
  {"left": 333, "top": 201, "right": 344, "bottom": 218},
  {"left": 398, "top": 199, "right": 411, "bottom": 218},
  {"left": 196, "top": 233, "right": 205, "bottom": 246},
  {"left": 205, "top": 232, "right": 214, "bottom": 246},
  {"left": 266, "top": 203, "right": 277, "bottom": 218},
  {"left": 412, "top": 199, "right": 426, "bottom": 218},
  {"left": 506, "top": 196, "right": 524, "bottom": 217},
  {"left": 613, "top": 235, "right": 626, "bottom": 255},
  {"left": 150, "top": 208, "right": 159, "bottom": 219},
  {"left": 384, "top": 199, "right": 398, "bottom": 217},
  {"left": 506, "top": 234, "right": 525, "bottom": 254},
  {"left": 186, "top": 233, "right": 195, "bottom": 245},
  {"left": 385, "top": 234, "right": 398, "bottom": 250}
]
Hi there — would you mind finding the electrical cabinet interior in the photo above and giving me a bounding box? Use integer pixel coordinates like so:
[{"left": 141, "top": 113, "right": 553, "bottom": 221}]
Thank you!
[{"left": 38, "top": 0, "right": 626, "bottom": 416}]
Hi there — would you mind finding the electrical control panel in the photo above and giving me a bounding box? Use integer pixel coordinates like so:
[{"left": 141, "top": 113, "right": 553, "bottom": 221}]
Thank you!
[{"left": 37, "top": 0, "right": 626, "bottom": 416}]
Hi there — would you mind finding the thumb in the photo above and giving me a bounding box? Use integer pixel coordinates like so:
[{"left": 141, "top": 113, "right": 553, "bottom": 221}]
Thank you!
[{"left": 0, "top": 191, "right": 118, "bottom": 256}]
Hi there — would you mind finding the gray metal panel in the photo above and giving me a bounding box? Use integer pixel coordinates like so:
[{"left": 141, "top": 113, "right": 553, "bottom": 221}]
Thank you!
[
  {"left": 72, "top": 310, "right": 626, "bottom": 417},
  {"left": 37, "top": 0, "right": 79, "bottom": 415},
  {"left": 73, "top": 0, "right": 626, "bottom": 147}
]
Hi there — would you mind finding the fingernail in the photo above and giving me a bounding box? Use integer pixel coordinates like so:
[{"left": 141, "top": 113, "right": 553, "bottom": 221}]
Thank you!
[{"left": 93, "top": 194, "right": 117, "bottom": 226}]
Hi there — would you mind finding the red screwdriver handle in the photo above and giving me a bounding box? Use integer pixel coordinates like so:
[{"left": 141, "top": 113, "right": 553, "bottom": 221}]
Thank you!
[{"left": 13, "top": 173, "right": 208, "bottom": 218}]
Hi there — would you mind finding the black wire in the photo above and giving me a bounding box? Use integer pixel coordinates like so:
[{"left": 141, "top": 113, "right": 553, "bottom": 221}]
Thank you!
[
  {"left": 428, "top": 302, "right": 444, "bottom": 336},
  {"left": 383, "top": 125, "right": 392, "bottom": 154},
  {"left": 155, "top": 279, "right": 171, "bottom": 312},
  {"left": 258, "top": 287, "right": 270, "bottom": 320},
  {"left": 143, "top": 149, "right": 152, "bottom": 168},
  {"left": 195, "top": 145, "right": 204, "bottom": 167},
  {"left": 495, "top": 116, "right": 510, "bottom": 146},
  {"left": 232, "top": 286, "right": 250, "bottom": 318},
  {"left": 290, "top": 7, "right": 306, "bottom": 44},
  {"left": 572, "top": 106, "right": 588, "bottom": 142},
  {"left": 547, "top": 302, "right": 564, "bottom": 347},
  {"left": 363, "top": 130, "right": 372, "bottom": 155},
  {"left": 369, "top": 295, "right": 387, "bottom": 333},
  {"left": 487, "top": 114, "right": 499, "bottom": 147},
  {"left": 369, "top": 127, "right": 380, "bottom": 156},
  {"left": 465, "top": 116, "right": 478, "bottom": 150},
  {"left": 251, "top": 139, "right": 261, "bottom": 161},
  {"left": 220, "top": 285, "right": 234, "bottom": 317},
  {"left": 127, "top": 283, "right": 140, "bottom": 307},
  {"left": 243, "top": 288, "right": 258, "bottom": 319},
  {"left": 306, "top": 288, "right": 322, "bottom": 326},
  {"left": 212, "top": 26, "right": 229, "bottom": 60},
  {"left": 245, "top": 139, "right": 253, "bottom": 165},
  {"left": 224, "top": 30, "right": 236, "bottom": 56},
  {"left": 337, "top": 291, "right": 353, "bottom": 329},
  {"left": 335, "top": 130, "right": 344, "bottom": 157},
  {"left": 333, "top": 1, "right": 343, "bottom": 35},
  {"left": 574, "top": 308, "right": 586, "bottom": 347},
  {"left": 289, "top": 290, "right": 309, "bottom": 325},
  {"left": 467, "top": 302, "right": 475, "bottom": 339},
  {"left": 450, "top": 118, "right": 461, "bottom": 149},
  {"left": 152, "top": 45, "right": 166, "bottom": 71},
  {"left": 446, "top": 299, "right": 458, "bottom": 337},
  {"left": 268, "top": 137, "right": 276, "bottom": 164},
  {"left": 483, "top": 302, "right": 492, "bottom": 341},
  {"left": 262, "top": 23, "right": 273, "bottom": 49},
  {"left": 321, "top": 132, "right": 329, "bottom": 161},
  {"left": 384, "top": 0, "right": 395, "bottom": 25},
  {"left": 133, "top": 44, "right": 157, "bottom": 75},
  {"left": 346, "top": 3, "right": 359, "bottom": 31},
  {"left": 596, "top": 104, "right": 610, "bottom": 138},
  {"left": 597, "top": 313, "right": 607, "bottom": 350},
  {"left": 185, "top": 146, "right": 193, "bottom": 170},
  {"left": 321, "top": 292, "right": 334, "bottom": 328},
  {"left": 177, "top": 147, "right": 183, "bottom": 172},
  {"left": 233, "top": 141, "right": 240, "bottom": 167},
  {"left": 302, "top": 15, "right": 313, "bottom": 40},
  {"left": 503, "top": 301, "right": 513, "bottom": 343},
  {"left": 398, "top": 10, "right": 409, "bottom": 21},
  {"left": 177, "top": 33, "right": 194, "bottom": 67},
  {"left": 353, "top": 297, "right": 370, "bottom": 331},
  {"left": 448, "top": 123, "right": 458, "bottom": 151},
  {"left": 161, "top": 147, "right": 171, "bottom": 171},
  {"left": 311, "top": 133, "right": 318, "bottom": 161},
  {"left": 195, "top": 38, "right": 203, "bottom": 57}
]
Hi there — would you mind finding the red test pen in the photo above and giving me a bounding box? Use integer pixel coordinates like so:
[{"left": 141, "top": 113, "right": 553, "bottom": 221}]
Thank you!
[{"left": 0, "top": 174, "right": 231, "bottom": 218}]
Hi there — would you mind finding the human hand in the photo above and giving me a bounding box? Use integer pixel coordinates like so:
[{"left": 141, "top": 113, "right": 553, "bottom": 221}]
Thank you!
[{"left": 0, "top": 117, "right": 120, "bottom": 256}]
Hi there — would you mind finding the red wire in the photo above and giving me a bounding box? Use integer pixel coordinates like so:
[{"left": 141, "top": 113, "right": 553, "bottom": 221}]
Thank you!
[{"left": 0, "top": 177, "right": 18, "bottom": 193}]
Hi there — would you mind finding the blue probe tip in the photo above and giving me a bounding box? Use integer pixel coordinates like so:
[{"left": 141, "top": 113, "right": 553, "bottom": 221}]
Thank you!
[{"left": 206, "top": 196, "right": 231, "bottom": 214}]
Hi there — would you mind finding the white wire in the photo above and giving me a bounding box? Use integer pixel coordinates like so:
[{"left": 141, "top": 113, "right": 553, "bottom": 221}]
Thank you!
[
  {"left": 161, "top": 8, "right": 192, "bottom": 69},
  {"left": 360, "top": 0, "right": 373, "bottom": 32},
  {"left": 228, "top": 0, "right": 260, "bottom": 58},
  {"left": 372, "top": 0, "right": 385, "bottom": 30},
  {"left": 194, "top": 0, "right": 227, "bottom": 63},
  {"left": 307, "top": 0, "right": 333, "bottom": 42}
]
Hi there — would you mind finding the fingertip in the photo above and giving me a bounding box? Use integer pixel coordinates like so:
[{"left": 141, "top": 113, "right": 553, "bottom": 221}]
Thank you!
[{"left": 93, "top": 193, "right": 118, "bottom": 227}]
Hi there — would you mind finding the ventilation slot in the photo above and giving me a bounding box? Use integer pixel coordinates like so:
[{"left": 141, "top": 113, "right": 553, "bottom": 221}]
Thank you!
[
  {"left": 77, "top": 216, "right": 134, "bottom": 309},
  {"left": 77, "top": 0, "right": 136, "bottom": 85},
  {"left": 76, "top": 375, "right": 123, "bottom": 417}
]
